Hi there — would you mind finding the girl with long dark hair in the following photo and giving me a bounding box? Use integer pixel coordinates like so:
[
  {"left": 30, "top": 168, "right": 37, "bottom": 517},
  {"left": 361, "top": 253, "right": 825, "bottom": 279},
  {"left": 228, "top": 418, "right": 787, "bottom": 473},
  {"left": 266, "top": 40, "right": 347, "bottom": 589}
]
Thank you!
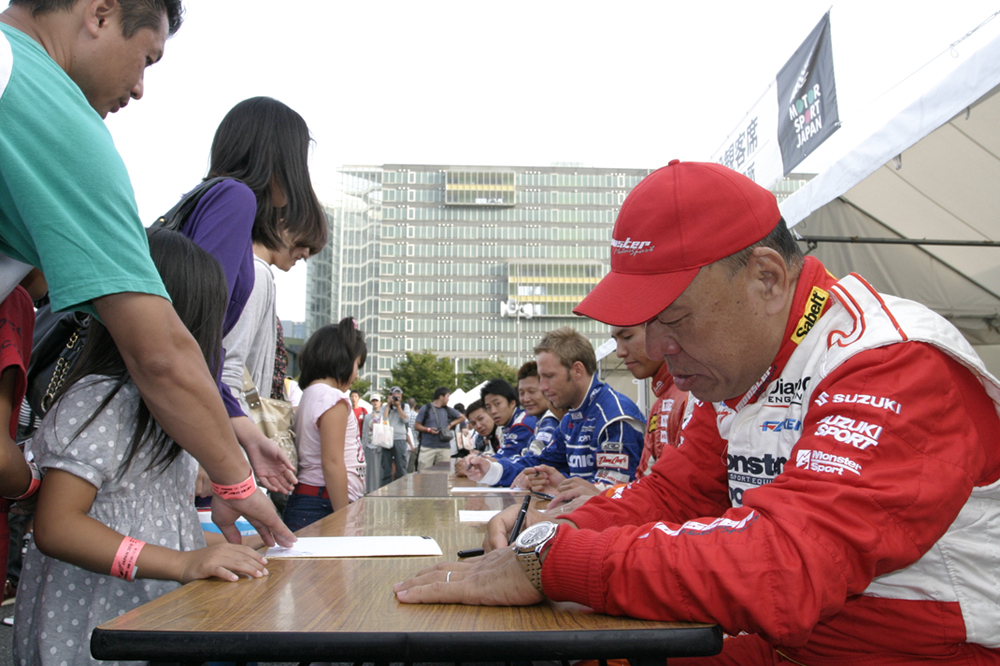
[
  {"left": 173, "top": 96, "right": 327, "bottom": 492},
  {"left": 13, "top": 228, "right": 268, "bottom": 665}
]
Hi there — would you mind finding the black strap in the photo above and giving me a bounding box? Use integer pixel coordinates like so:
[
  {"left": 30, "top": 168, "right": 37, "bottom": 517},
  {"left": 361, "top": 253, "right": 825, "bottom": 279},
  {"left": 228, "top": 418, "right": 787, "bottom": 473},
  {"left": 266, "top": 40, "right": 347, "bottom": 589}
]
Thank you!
[{"left": 154, "top": 177, "right": 235, "bottom": 231}]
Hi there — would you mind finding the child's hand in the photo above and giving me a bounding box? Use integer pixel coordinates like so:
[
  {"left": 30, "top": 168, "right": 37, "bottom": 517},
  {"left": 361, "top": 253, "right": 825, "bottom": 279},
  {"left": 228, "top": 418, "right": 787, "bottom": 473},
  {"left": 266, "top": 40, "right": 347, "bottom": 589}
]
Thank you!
[{"left": 178, "top": 543, "right": 270, "bottom": 584}]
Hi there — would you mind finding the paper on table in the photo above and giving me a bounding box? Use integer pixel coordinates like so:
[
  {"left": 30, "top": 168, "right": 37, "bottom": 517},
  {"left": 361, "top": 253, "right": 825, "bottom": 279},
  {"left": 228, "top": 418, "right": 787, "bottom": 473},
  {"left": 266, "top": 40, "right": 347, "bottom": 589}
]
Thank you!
[
  {"left": 459, "top": 510, "right": 501, "bottom": 522},
  {"left": 266, "top": 536, "right": 443, "bottom": 558},
  {"left": 450, "top": 486, "right": 529, "bottom": 494}
]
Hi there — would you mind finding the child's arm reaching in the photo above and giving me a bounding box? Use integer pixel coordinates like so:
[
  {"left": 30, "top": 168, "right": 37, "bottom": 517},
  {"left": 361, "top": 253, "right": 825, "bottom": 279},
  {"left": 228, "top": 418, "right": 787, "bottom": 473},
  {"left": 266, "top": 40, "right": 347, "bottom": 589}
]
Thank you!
[
  {"left": 319, "top": 401, "right": 351, "bottom": 513},
  {"left": 33, "top": 469, "right": 270, "bottom": 584}
]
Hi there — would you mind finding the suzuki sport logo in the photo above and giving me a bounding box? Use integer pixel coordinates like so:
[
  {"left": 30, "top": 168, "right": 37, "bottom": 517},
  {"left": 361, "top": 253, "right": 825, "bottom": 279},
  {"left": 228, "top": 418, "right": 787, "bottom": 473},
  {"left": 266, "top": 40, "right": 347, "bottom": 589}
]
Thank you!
[
  {"left": 814, "top": 392, "right": 901, "bottom": 414},
  {"left": 597, "top": 453, "right": 629, "bottom": 470},
  {"left": 814, "top": 414, "right": 883, "bottom": 450}
]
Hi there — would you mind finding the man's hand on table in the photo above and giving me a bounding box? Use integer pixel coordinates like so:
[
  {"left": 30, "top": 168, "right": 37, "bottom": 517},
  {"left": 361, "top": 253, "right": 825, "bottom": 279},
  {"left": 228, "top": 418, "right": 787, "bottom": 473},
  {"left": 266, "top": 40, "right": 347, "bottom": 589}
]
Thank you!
[
  {"left": 548, "top": 477, "right": 601, "bottom": 508},
  {"left": 394, "top": 547, "right": 543, "bottom": 606},
  {"left": 513, "top": 465, "right": 564, "bottom": 496},
  {"left": 483, "top": 504, "right": 549, "bottom": 551},
  {"left": 464, "top": 455, "right": 492, "bottom": 482}
]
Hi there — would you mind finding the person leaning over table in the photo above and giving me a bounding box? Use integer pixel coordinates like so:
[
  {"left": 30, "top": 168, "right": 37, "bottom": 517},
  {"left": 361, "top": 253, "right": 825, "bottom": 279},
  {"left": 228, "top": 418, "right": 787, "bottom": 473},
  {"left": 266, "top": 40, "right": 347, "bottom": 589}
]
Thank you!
[
  {"left": 454, "top": 399, "right": 500, "bottom": 477},
  {"left": 467, "top": 327, "right": 645, "bottom": 491},
  {"left": 412, "top": 387, "right": 463, "bottom": 470},
  {"left": 0, "top": 0, "right": 295, "bottom": 547},
  {"left": 394, "top": 161, "right": 1000, "bottom": 665},
  {"left": 534, "top": 324, "right": 690, "bottom": 507}
]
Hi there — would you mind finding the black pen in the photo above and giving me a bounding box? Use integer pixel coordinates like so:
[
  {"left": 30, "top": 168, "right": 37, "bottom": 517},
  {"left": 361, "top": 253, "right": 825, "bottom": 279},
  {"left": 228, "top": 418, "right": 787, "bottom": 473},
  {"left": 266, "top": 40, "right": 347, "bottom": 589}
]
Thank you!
[
  {"left": 507, "top": 494, "right": 532, "bottom": 545},
  {"left": 530, "top": 490, "right": 554, "bottom": 501}
]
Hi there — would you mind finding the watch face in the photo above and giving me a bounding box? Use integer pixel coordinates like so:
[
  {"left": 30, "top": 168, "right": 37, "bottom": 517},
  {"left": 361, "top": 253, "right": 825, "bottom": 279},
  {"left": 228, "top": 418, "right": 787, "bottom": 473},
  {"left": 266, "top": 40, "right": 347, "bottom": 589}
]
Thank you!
[{"left": 516, "top": 521, "right": 557, "bottom": 549}]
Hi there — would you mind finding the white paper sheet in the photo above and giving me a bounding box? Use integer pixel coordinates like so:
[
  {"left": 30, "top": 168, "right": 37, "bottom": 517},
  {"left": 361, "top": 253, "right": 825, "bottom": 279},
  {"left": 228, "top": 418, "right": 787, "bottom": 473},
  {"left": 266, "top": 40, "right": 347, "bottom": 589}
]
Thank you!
[
  {"left": 459, "top": 510, "right": 501, "bottom": 522},
  {"left": 450, "top": 486, "right": 530, "bottom": 494},
  {"left": 266, "top": 536, "right": 442, "bottom": 558}
]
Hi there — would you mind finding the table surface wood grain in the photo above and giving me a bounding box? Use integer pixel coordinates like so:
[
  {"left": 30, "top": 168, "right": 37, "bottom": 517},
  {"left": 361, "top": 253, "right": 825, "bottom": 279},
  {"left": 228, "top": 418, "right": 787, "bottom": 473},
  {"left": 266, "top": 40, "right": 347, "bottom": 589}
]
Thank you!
[{"left": 92, "top": 479, "right": 722, "bottom": 663}]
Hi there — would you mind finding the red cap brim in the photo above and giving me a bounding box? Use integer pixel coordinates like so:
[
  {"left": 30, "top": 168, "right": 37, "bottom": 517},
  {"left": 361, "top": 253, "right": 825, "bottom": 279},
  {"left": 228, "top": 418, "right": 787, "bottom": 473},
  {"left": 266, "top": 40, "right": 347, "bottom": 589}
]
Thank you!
[{"left": 573, "top": 266, "right": 701, "bottom": 327}]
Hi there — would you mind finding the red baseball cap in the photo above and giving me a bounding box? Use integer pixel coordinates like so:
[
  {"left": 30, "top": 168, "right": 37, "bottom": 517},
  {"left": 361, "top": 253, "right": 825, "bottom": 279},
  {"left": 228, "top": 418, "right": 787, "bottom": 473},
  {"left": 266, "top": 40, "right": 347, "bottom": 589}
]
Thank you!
[{"left": 574, "top": 160, "right": 780, "bottom": 326}]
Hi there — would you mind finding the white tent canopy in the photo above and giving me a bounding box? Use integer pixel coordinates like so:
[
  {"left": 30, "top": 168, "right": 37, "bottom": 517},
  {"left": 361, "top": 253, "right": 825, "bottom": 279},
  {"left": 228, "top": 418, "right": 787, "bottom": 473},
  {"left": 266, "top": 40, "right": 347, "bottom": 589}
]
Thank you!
[{"left": 759, "top": 6, "right": 1000, "bottom": 347}]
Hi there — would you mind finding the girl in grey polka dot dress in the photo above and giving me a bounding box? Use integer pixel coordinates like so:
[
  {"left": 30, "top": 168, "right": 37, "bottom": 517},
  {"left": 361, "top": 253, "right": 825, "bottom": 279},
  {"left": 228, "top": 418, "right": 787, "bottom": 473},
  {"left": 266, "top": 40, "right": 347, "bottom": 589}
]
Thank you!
[{"left": 13, "top": 229, "right": 269, "bottom": 666}]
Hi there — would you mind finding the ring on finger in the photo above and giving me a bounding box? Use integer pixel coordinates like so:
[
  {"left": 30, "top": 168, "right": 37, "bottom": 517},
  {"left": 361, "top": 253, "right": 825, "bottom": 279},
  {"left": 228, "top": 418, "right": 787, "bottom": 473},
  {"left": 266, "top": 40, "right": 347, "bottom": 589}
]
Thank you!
[{"left": 446, "top": 571, "right": 452, "bottom": 583}]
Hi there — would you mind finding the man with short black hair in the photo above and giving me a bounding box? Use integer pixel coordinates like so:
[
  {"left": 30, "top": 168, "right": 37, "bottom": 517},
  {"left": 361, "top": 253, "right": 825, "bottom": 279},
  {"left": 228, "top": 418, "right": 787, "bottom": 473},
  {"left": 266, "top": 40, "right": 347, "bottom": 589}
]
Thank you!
[
  {"left": 0, "top": 0, "right": 293, "bottom": 547},
  {"left": 480, "top": 378, "right": 535, "bottom": 459},
  {"left": 413, "top": 387, "right": 463, "bottom": 470},
  {"left": 396, "top": 161, "right": 1000, "bottom": 664}
]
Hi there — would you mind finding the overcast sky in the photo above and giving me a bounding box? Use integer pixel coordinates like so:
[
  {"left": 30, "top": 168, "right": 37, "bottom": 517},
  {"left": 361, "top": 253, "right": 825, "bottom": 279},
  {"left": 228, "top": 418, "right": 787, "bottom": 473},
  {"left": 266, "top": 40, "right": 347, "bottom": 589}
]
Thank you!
[{"left": 104, "top": 0, "right": 1000, "bottom": 321}]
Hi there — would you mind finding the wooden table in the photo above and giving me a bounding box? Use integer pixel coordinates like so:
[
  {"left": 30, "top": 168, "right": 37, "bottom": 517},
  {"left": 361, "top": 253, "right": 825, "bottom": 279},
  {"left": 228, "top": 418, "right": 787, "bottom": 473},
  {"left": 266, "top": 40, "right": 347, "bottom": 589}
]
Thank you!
[
  {"left": 92, "top": 485, "right": 722, "bottom": 663},
  {"left": 366, "top": 466, "right": 519, "bottom": 498}
]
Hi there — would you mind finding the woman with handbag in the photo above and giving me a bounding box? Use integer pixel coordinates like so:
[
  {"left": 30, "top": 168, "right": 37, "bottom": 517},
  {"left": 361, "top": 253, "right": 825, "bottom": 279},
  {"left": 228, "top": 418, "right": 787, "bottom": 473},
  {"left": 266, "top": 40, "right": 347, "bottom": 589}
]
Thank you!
[{"left": 161, "top": 97, "right": 327, "bottom": 494}]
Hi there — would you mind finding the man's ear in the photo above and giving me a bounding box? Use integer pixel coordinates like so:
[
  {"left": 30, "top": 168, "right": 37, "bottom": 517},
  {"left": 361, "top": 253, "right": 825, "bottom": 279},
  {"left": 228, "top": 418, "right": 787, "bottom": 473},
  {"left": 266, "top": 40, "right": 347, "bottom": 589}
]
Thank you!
[
  {"left": 570, "top": 361, "right": 586, "bottom": 382},
  {"left": 84, "top": 0, "right": 118, "bottom": 37},
  {"left": 747, "top": 247, "right": 793, "bottom": 316}
]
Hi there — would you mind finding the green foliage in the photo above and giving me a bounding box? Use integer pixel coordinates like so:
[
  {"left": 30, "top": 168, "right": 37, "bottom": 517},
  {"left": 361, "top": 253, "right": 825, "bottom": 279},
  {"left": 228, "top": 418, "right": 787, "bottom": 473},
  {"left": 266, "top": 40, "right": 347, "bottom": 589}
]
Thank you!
[
  {"left": 388, "top": 350, "right": 457, "bottom": 406},
  {"left": 460, "top": 357, "right": 517, "bottom": 391},
  {"left": 350, "top": 377, "right": 372, "bottom": 398}
]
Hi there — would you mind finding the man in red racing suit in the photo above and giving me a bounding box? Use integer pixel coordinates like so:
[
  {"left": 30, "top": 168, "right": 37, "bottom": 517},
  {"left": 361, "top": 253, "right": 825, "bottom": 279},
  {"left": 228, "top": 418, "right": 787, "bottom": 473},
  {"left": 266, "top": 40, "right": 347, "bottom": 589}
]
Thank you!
[{"left": 394, "top": 161, "right": 1000, "bottom": 665}]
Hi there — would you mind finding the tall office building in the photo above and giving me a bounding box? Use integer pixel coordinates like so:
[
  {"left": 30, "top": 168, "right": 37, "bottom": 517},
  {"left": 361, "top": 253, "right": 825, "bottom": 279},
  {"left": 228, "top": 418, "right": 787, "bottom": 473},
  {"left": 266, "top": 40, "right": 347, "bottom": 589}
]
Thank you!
[{"left": 306, "top": 164, "right": 653, "bottom": 392}]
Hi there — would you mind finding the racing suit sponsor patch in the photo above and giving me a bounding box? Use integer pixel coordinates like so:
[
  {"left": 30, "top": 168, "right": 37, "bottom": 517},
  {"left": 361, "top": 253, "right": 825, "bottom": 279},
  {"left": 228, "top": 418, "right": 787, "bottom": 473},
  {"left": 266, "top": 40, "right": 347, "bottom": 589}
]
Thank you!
[
  {"left": 597, "top": 452, "right": 629, "bottom": 469},
  {"left": 796, "top": 449, "right": 862, "bottom": 476},
  {"left": 594, "top": 468, "right": 630, "bottom": 485},
  {"left": 814, "top": 391, "right": 901, "bottom": 414},
  {"left": 814, "top": 414, "right": 883, "bottom": 450},
  {"left": 764, "top": 377, "right": 811, "bottom": 407},
  {"left": 760, "top": 419, "right": 802, "bottom": 432},
  {"left": 792, "top": 286, "right": 829, "bottom": 344}
]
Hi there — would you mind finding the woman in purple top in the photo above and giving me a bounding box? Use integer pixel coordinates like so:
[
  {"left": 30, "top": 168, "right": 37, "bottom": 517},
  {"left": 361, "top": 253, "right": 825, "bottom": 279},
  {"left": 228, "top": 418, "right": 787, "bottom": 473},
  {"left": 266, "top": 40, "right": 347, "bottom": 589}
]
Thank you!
[{"left": 175, "top": 97, "right": 327, "bottom": 493}]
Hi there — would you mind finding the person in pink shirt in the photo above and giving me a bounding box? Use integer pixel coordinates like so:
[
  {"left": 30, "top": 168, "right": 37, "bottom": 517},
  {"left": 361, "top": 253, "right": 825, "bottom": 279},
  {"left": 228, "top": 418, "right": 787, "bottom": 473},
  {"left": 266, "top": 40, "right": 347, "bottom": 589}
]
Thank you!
[{"left": 283, "top": 318, "right": 367, "bottom": 531}]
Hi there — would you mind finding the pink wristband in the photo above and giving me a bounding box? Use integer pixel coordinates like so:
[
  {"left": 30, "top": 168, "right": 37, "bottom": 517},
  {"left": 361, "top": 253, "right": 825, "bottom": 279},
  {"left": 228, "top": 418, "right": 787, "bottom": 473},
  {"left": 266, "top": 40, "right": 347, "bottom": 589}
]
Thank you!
[
  {"left": 211, "top": 472, "right": 257, "bottom": 500},
  {"left": 4, "top": 461, "right": 41, "bottom": 501},
  {"left": 111, "top": 536, "right": 145, "bottom": 581}
]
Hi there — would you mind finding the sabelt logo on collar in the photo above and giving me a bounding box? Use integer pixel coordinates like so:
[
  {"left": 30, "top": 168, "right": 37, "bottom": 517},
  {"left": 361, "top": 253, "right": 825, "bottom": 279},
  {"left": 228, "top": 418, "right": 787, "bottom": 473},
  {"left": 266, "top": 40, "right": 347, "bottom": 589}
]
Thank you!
[
  {"left": 610, "top": 237, "right": 655, "bottom": 256},
  {"left": 792, "top": 286, "right": 829, "bottom": 344}
]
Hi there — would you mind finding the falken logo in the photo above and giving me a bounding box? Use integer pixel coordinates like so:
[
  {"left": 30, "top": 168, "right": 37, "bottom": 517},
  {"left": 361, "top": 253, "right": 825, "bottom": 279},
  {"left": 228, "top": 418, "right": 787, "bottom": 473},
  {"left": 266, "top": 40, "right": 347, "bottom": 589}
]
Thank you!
[
  {"left": 814, "top": 415, "right": 883, "bottom": 450},
  {"left": 610, "top": 237, "right": 655, "bottom": 256},
  {"left": 791, "top": 286, "right": 829, "bottom": 344},
  {"left": 760, "top": 419, "right": 802, "bottom": 432},
  {"left": 814, "top": 392, "right": 901, "bottom": 414},
  {"left": 764, "top": 377, "right": 811, "bottom": 406},
  {"left": 796, "top": 449, "right": 862, "bottom": 476},
  {"left": 597, "top": 452, "right": 629, "bottom": 470}
]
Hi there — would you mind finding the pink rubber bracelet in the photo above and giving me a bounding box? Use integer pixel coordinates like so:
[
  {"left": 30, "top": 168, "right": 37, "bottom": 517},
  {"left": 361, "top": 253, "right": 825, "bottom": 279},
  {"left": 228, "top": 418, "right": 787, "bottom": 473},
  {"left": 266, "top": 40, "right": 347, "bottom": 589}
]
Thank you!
[
  {"left": 211, "top": 472, "right": 257, "bottom": 500},
  {"left": 4, "top": 461, "right": 41, "bottom": 501},
  {"left": 111, "top": 536, "right": 145, "bottom": 581}
]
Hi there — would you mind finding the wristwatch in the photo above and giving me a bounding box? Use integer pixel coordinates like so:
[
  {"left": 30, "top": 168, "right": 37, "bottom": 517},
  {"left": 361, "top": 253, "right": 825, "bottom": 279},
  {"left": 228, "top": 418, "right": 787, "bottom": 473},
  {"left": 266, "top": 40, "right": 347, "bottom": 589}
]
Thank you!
[{"left": 513, "top": 521, "right": 559, "bottom": 593}]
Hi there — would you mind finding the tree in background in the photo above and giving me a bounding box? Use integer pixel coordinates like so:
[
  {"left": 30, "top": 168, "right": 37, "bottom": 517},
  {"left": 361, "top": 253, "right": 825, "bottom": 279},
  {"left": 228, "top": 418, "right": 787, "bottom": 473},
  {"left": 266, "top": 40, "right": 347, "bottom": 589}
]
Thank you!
[
  {"left": 460, "top": 358, "right": 517, "bottom": 391},
  {"left": 350, "top": 377, "right": 372, "bottom": 399},
  {"left": 389, "top": 351, "right": 457, "bottom": 406}
]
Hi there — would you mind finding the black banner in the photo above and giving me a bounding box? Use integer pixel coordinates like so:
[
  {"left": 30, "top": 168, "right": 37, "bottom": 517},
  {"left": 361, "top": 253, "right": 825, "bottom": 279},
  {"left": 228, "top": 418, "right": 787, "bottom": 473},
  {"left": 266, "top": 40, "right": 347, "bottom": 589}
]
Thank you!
[{"left": 776, "top": 11, "right": 840, "bottom": 174}]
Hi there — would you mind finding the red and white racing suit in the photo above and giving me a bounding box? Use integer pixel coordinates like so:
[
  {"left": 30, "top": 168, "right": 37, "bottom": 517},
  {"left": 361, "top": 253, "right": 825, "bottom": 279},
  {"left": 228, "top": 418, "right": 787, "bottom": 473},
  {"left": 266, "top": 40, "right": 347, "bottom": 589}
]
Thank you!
[
  {"left": 635, "top": 364, "right": 689, "bottom": 477},
  {"left": 542, "top": 257, "right": 1000, "bottom": 664}
]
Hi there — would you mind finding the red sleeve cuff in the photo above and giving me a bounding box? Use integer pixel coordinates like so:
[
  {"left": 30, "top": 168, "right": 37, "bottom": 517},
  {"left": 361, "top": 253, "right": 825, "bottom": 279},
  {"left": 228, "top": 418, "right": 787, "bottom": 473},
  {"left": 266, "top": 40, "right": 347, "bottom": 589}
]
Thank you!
[{"left": 541, "top": 524, "right": 610, "bottom": 612}]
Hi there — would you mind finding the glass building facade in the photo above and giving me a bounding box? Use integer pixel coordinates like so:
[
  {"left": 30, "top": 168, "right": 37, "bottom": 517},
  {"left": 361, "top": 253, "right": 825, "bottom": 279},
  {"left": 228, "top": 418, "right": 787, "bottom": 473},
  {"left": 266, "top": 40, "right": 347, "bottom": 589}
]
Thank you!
[{"left": 306, "top": 164, "right": 653, "bottom": 392}]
